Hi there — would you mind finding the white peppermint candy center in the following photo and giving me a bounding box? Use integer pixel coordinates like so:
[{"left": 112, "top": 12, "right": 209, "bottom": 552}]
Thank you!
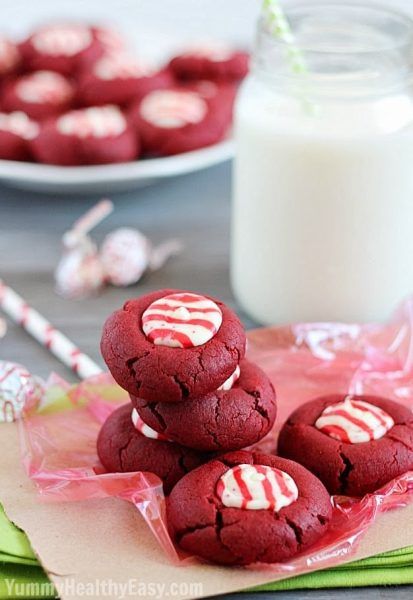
[
  {"left": 217, "top": 365, "right": 240, "bottom": 391},
  {"left": 57, "top": 105, "right": 126, "bottom": 138},
  {"left": 33, "top": 24, "right": 93, "bottom": 57},
  {"left": 94, "top": 54, "right": 154, "bottom": 80},
  {"left": 315, "top": 397, "right": 395, "bottom": 444},
  {"left": 16, "top": 71, "right": 72, "bottom": 104},
  {"left": 216, "top": 464, "right": 298, "bottom": 511},
  {"left": 140, "top": 90, "right": 207, "bottom": 129},
  {"left": 142, "top": 292, "right": 222, "bottom": 348},
  {"left": 0, "top": 112, "right": 39, "bottom": 140}
]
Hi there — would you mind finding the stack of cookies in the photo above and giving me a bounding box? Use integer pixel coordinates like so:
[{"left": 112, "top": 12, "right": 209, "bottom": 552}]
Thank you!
[
  {"left": 97, "top": 288, "right": 334, "bottom": 566},
  {"left": 97, "top": 289, "right": 277, "bottom": 493}
]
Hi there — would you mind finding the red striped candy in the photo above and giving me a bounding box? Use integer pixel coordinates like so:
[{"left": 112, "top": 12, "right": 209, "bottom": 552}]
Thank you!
[
  {"left": 32, "top": 25, "right": 92, "bottom": 57},
  {"left": 131, "top": 408, "right": 169, "bottom": 441},
  {"left": 217, "top": 364, "right": 240, "bottom": 391},
  {"left": 16, "top": 71, "right": 72, "bottom": 104},
  {"left": 315, "top": 397, "right": 395, "bottom": 444},
  {"left": 0, "top": 112, "right": 39, "bottom": 140},
  {"left": 140, "top": 90, "right": 207, "bottom": 129},
  {"left": 216, "top": 464, "right": 298, "bottom": 511},
  {"left": 57, "top": 106, "right": 126, "bottom": 138},
  {"left": 0, "top": 361, "right": 43, "bottom": 423},
  {"left": 94, "top": 54, "right": 153, "bottom": 81},
  {"left": 142, "top": 292, "right": 223, "bottom": 348}
]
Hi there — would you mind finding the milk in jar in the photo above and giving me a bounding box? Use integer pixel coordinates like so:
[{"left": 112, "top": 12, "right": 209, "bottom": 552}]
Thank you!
[{"left": 232, "top": 4, "right": 413, "bottom": 324}]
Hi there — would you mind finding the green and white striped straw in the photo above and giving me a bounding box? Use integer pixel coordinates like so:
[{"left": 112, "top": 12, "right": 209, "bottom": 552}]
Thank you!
[{"left": 262, "top": 0, "right": 317, "bottom": 114}]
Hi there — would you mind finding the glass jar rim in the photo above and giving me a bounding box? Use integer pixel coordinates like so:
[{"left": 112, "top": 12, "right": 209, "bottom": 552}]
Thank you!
[{"left": 260, "top": 1, "right": 413, "bottom": 55}]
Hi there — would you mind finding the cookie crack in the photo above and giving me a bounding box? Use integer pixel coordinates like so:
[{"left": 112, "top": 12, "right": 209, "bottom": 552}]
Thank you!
[
  {"left": 146, "top": 403, "right": 167, "bottom": 431},
  {"left": 175, "top": 523, "right": 214, "bottom": 544},
  {"left": 284, "top": 517, "right": 303, "bottom": 547},
  {"left": 118, "top": 431, "right": 136, "bottom": 471},
  {"left": 171, "top": 373, "right": 189, "bottom": 399},
  {"left": 315, "top": 513, "right": 329, "bottom": 526},
  {"left": 338, "top": 451, "right": 354, "bottom": 494},
  {"left": 215, "top": 511, "right": 243, "bottom": 563},
  {"left": 387, "top": 432, "right": 413, "bottom": 453},
  {"left": 243, "top": 389, "right": 270, "bottom": 425}
]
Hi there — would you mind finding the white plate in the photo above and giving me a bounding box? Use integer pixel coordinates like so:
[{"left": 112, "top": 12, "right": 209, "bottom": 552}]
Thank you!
[{"left": 0, "top": 139, "right": 234, "bottom": 194}]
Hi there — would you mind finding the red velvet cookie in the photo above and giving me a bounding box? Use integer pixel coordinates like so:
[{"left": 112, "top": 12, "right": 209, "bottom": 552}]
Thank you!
[
  {"left": 169, "top": 44, "right": 249, "bottom": 82},
  {"left": 128, "top": 87, "right": 229, "bottom": 156},
  {"left": 77, "top": 53, "right": 173, "bottom": 107},
  {"left": 100, "top": 289, "right": 246, "bottom": 403},
  {"left": 2, "top": 71, "right": 74, "bottom": 120},
  {"left": 131, "top": 359, "right": 277, "bottom": 451},
  {"left": 167, "top": 450, "right": 332, "bottom": 565},
  {"left": 183, "top": 80, "right": 236, "bottom": 131},
  {"left": 278, "top": 394, "right": 413, "bottom": 497},
  {"left": 97, "top": 403, "right": 207, "bottom": 494},
  {"left": 0, "top": 36, "right": 20, "bottom": 77},
  {"left": 0, "top": 111, "right": 39, "bottom": 161},
  {"left": 19, "top": 23, "right": 104, "bottom": 76},
  {"left": 31, "top": 105, "right": 138, "bottom": 166}
]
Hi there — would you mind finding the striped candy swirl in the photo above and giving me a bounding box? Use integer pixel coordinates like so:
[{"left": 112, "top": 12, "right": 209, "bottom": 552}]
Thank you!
[
  {"left": 94, "top": 54, "right": 153, "bottom": 81},
  {"left": 131, "top": 408, "right": 169, "bottom": 441},
  {"left": 32, "top": 25, "right": 92, "bottom": 57},
  {"left": 142, "top": 292, "right": 223, "bottom": 348},
  {"left": 217, "top": 364, "right": 240, "bottom": 391},
  {"left": 315, "top": 397, "right": 395, "bottom": 444},
  {"left": 140, "top": 90, "right": 207, "bottom": 129},
  {"left": 0, "top": 112, "right": 39, "bottom": 140},
  {"left": 57, "top": 106, "right": 126, "bottom": 138},
  {"left": 16, "top": 71, "right": 72, "bottom": 104},
  {"left": 216, "top": 464, "right": 298, "bottom": 511}
]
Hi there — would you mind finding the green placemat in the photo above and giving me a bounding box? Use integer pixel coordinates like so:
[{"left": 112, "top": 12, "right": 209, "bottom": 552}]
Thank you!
[{"left": 1, "top": 504, "right": 412, "bottom": 598}]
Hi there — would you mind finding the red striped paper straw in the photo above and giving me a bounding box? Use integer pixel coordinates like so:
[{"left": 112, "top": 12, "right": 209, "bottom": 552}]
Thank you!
[{"left": 0, "top": 279, "right": 103, "bottom": 380}]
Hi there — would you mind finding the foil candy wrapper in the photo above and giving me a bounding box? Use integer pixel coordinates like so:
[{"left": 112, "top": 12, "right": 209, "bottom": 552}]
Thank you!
[
  {"left": 55, "top": 231, "right": 105, "bottom": 299},
  {"left": 0, "top": 360, "right": 43, "bottom": 423},
  {"left": 100, "top": 227, "right": 182, "bottom": 287}
]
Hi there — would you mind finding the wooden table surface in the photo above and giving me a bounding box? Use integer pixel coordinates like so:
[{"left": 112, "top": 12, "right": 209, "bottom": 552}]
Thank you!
[{"left": 0, "top": 162, "right": 412, "bottom": 599}]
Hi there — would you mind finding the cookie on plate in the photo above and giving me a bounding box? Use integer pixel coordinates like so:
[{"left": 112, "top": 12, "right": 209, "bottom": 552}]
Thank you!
[
  {"left": 167, "top": 450, "right": 332, "bottom": 565},
  {"left": 128, "top": 87, "right": 230, "bottom": 156},
  {"left": 169, "top": 43, "right": 249, "bottom": 82},
  {"left": 278, "top": 394, "right": 413, "bottom": 496},
  {"left": 77, "top": 53, "right": 173, "bottom": 106},
  {"left": 2, "top": 71, "right": 74, "bottom": 120},
  {"left": 97, "top": 403, "right": 207, "bottom": 494},
  {"left": 31, "top": 105, "right": 139, "bottom": 166},
  {"left": 183, "top": 79, "right": 237, "bottom": 130},
  {"left": 131, "top": 359, "right": 277, "bottom": 451},
  {"left": 0, "top": 111, "right": 39, "bottom": 161},
  {"left": 19, "top": 23, "right": 104, "bottom": 76},
  {"left": 101, "top": 289, "right": 246, "bottom": 402}
]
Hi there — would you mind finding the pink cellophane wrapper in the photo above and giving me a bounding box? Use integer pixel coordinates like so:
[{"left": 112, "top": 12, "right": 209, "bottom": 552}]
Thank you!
[{"left": 19, "top": 299, "right": 413, "bottom": 573}]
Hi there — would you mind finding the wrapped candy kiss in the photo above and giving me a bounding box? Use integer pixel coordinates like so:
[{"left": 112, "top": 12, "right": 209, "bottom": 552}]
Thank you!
[
  {"left": 55, "top": 199, "right": 112, "bottom": 299},
  {"left": 0, "top": 360, "right": 43, "bottom": 423},
  {"left": 55, "top": 200, "right": 182, "bottom": 297},
  {"left": 100, "top": 227, "right": 182, "bottom": 287}
]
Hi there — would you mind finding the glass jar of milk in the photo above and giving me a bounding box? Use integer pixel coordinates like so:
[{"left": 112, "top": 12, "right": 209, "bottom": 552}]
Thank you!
[{"left": 232, "top": 3, "right": 413, "bottom": 324}]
